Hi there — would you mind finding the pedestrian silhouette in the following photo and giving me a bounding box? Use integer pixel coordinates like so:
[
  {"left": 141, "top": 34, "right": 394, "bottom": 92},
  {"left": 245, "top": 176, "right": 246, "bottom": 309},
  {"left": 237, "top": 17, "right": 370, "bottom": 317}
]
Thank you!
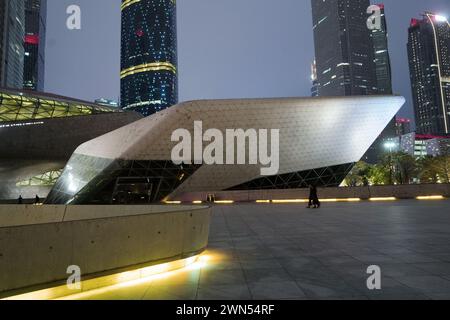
[
  {"left": 18, "top": 195, "right": 23, "bottom": 204},
  {"left": 307, "top": 184, "right": 320, "bottom": 209},
  {"left": 35, "top": 195, "right": 40, "bottom": 204}
]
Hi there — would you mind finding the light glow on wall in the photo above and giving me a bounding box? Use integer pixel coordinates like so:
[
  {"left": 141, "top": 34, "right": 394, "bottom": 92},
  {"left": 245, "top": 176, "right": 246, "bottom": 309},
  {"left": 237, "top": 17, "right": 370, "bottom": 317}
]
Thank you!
[{"left": 3, "top": 255, "right": 204, "bottom": 300}]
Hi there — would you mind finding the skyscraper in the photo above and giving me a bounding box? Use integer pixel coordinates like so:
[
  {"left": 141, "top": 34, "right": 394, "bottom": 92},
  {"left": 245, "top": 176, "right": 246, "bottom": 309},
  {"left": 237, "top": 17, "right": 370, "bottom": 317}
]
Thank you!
[
  {"left": 120, "top": 0, "right": 178, "bottom": 116},
  {"left": 0, "top": 0, "right": 25, "bottom": 89},
  {"left": 311, "top": 0, "right": 378, "bottom": 97},
  {"left": 372, "top": 4, "right": 393, "bottom": 95},
  {"left": 408, "top": 13, "right": 450, "bottom": 136},
  {"left": 311, "top": 59, "right": 319, "bottom": 97},
  {"left": 23, "top": 0, "right": 46, "bottom": 91}
]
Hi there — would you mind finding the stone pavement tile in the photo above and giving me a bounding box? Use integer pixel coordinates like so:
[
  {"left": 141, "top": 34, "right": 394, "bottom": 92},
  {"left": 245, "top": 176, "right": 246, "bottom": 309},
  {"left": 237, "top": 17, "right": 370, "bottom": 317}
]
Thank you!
[
  {"left": 236, "top": 249, "right": 275, "bottom": 260},
  {"left": 244, "top": 267, "right": 293, "bottom": 284},
  {"left": 248, "top": 281, "right": 306, "bottom": 300},
  {"left": 82, "top": 281, "right": 153, "bottom": 300},
  {"left": 425, "top": 292, "right": 450, "bottom": 300},
  {"left": 413, "top": 263, "right": 450, "bottom": 276},
  {"left": 208, "top": 240, "right": 235, "bottom": 250},
  {"left": 265, "top": 246, "right": 304, "bottom": 259},
  {"left": 197, "top": 284, "right": 252, "bottom": 300},
  {"left": 199, "top": 269, "right": 247, "bottom": 287},
  {"left": 201, "top": 260, "right": 242, "bottom": 271},
  {"left": 395, "top": 276, "right": 450, "bottom": 294},
  {"left": 151, "top": 269, "right": 201, "bottom": 287},
  {"left": 142, "top": 284, "right": 198, "bottom": 300},
  {"left": 295, "top": 277, "right": 362, "bottom": 299},
  {"left": 316, "top": 255, "right": 362, "bottom": 266},
  {"left": 300, "top": 249, "right": 349, "bottom": 259},
  {"left": 396, "top": 253, "right": 440, "bottom": 263},
  {"left": 352, "top": 254, "right": 398, "bottom": 264},
  {"left": 377, "top": 263, "right": 431, "bottom": 277},
  {"left": 239, "top": 258, "right": 283, "bottom": 270},
  {"left": 372, "top": 247, "right": 417, "bottom": 256},
  {"left": 368, "top": 293, "right": 431, "bottom": 300},
  {"left": 427, "top": 253, "right": 450, "bottom": 262},
  {"left": 345, "top": 276, "right": 425, "bottom": 298}
]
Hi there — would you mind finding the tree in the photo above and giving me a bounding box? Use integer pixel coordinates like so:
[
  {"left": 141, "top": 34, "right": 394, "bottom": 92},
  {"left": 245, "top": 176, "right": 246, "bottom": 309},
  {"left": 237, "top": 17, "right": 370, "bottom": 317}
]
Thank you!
[
  {"left": 394, "top": 152, "right": 418, "bottom": 184},
  {"left": 432, "top": 155, "right": 450, "bottom": 183},
  {"left": 344, "top": 161, "right": 371, "bottom": 187},
  {"left": 418, "top": 156, "right": 440, "bottom": 184},
  {"left": 368, "top": 163, "right": 390, "bottom": 185}
]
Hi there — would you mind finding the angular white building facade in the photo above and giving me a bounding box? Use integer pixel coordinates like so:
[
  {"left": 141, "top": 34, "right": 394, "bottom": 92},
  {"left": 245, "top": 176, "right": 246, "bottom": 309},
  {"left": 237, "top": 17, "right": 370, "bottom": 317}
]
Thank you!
[{"left": 45, "top": 95, "right": 405, "bottom": 204}]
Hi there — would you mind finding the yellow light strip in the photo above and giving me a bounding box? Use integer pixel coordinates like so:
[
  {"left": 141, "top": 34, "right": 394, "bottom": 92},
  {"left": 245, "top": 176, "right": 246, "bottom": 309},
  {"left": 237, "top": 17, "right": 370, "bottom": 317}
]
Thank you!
[
  {"left": 256, "top": 200, "right": 271, "bottom": 203},
  {"left": 192, "top": 200, "right": 203, "bottom": 204},
  {"left": 416, "top": 195, "right": 445, "bottom": 200},
  {"left": 2, "top": 255, "right": 200, "bottom": 300},
  {"left": 369, "top": 197, "right": 397, "bottom": 201},
  {"left": 120, "top": 62, "right": 177, "bottom": 79},
  {"left": 320, "top": 198, "right": 361, "bottom": 202},
  {"left": 214, "top": 200, "right": 234, "bottom": 204},
  {"left": 164, "top": 200, "right": 181, "bottom": 204},
  {"left": 272, "top": 199, "right": 308, "bottom": 203},
  {"left": 121, "top": 0, "right": 141, "bottom": 11}
]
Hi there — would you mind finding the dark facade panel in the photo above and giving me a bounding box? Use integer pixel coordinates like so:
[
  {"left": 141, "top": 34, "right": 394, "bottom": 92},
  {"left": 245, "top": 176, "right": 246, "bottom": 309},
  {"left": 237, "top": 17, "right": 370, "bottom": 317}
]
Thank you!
[
  {"left": 45, "top": 157, "right": 201, "bottom": 204},
  {"left": 228, "top": 163, "right": 355, "bottom": 190}
]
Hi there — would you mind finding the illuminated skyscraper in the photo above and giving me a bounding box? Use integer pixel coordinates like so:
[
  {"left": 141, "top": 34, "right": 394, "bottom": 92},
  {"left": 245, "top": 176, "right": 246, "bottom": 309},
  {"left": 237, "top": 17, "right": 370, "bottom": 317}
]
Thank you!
[
  {"left": 372, "top": 4, "right": 393, "bottom": 95},
  {"left": 311, "top": 0, "right": 378, "bottom": 96},
  {"left": 408, "top": 13, "right": 450, "bottom": 136},
  {"left": 311, "top": 59, "right": 319, "bottom": 97},
  {"left": 23, "top": 0, "right": 46, "bottom": 91},
  {"left": 120, "top": 0, "right": 178, "bottom": 116},
  {"left": 0, "top": 0, "right": 25, "bottom": 89}
]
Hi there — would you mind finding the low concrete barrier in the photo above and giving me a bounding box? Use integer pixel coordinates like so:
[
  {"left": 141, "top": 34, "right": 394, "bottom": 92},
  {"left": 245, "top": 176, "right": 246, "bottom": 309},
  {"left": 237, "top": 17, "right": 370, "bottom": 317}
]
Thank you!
[
  {"left": 0, "top": 205, "right": 211, "bottom": 295},
  {"left": 172, "top": 184, "right": 450, "bottom": 202}
]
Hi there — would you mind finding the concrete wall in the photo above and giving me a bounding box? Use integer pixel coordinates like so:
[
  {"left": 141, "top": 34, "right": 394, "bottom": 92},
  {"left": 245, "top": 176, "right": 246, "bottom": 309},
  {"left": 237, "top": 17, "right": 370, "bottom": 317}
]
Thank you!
[
  {"left": 172, "top": 184, "right": 450, "bottom": 202},
  {"left": 0, "top": 205, "right": 211, "bottom": 293}
]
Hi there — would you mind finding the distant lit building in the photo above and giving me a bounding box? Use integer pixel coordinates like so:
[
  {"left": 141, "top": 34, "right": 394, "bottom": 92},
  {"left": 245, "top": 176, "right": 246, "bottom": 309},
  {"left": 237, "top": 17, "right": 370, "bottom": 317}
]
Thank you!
[
  {"left": 120, "top": 0, "right": 178, "bottom": 117},
  {"left": 0, "top": 87, "right": 142, "bottom": 200},
  {"left": 95, "top": 98, "right": 119, "bottom": 108},
  {"left": 426, "top": 137, "right": 450, "bottom": 157},
  {"left": 372, "top": 4, "right": 393, "bottom": 95},
  {"left": 395, "top": 117, "right": 412, "bottom": 136},
  {"left": 311, "top": 0, "right": 378, "bottom": 96},
  {"left": 311, "top": 59, "right": 319, "bottom": 97},
  {"left": 399, "top": 132, "right": 450, "bottom": 158},
  {"left": 408, "top": 13, "right": 450, "bottom": 136},
  {"left": 23, "top": 0, "right": 46, "bottom": 91},
  {"left": 0, "top": 0, "right": 25, "bottom": 89}
]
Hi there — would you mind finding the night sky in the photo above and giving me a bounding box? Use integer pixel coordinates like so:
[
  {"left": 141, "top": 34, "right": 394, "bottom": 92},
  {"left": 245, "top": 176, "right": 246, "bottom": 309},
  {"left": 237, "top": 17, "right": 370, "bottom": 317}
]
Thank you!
[{"left": 45, "top": 0, "right": 450, "bottom": 127}]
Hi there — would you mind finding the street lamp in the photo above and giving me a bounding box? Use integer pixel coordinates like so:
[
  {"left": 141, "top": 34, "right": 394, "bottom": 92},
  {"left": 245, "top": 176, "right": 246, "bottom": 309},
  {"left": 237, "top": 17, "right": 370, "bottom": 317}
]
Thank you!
[
  {"left": 384, "top": 141, "right": 396, "bottom": 185},
  {"left": 384, "top": 141, "right": 396, "bottom": 153}
]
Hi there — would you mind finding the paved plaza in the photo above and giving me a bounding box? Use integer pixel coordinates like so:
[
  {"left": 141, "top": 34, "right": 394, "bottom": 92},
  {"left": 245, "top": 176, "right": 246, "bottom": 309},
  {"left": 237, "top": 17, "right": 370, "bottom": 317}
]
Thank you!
[{"left": 66, "top": 200, "right": 450, "bottom": 300}]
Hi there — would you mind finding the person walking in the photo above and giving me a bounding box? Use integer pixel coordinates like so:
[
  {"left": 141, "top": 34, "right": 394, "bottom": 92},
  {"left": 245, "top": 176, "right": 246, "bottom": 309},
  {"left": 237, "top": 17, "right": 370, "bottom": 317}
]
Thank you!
[
  {"left": 307, "top": 184, "right": 320, "bottom": 209},
  {"left": 35, "top": 195, "right": 40, "bottom": 204},
  {"left": 18, "top": 195, "right": 23, "bottom": 204}
]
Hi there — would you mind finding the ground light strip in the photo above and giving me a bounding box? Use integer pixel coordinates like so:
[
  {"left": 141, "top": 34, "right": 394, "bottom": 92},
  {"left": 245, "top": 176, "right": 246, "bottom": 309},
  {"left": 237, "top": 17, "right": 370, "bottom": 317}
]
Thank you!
[
  {"left": 369, "top": 197, "right": 397, "bottom": 201},
  {"left": 2, "top": 255, "right": 204, "bottom": 300},
  {"left": 164, "top": 200, "right": 181, "bottom": 204},
  {"left": 214, "top": 200, "right": 234, "bottom": 204},
  {"left": 416, "top": 195, "right": 445, "bottom": 200}
]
